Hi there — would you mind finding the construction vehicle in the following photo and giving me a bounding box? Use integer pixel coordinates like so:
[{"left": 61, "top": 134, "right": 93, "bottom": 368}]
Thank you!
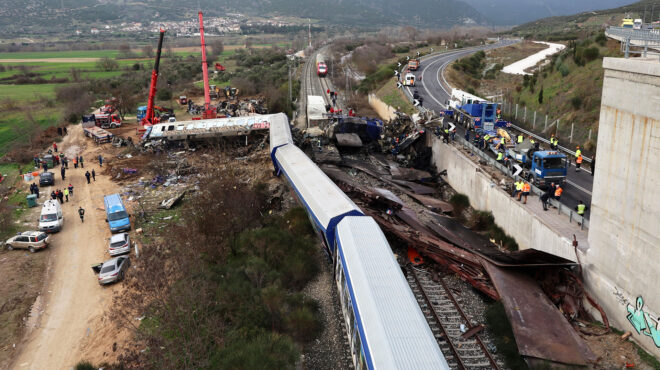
[
  {"left": 82, "top": 113, "right": 121, "bottom": 129},
  {"left": 137, "top": 105, "right": 175, "bottom": 122},
  {"left": 214, "top": 63, "right": 225, "bottom": 72},
  {"left": 408, "top": 58, "right": 420, "bottom": 71},
  {"left": 622, "top": 15, "right": 634, "bottom": 28},
  {"left": 198, "top": 11, "right": 217, "bottom": 120},
  {"left": 449, "top": 88, "right": 505, "bottom": 131},
  {"left": 139, "top": 29, "right": 166, "bottom": 130}
]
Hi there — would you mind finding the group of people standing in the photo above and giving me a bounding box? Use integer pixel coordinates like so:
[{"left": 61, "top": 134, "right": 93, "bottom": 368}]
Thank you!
[{"left": 49, "top": 184, "right": 74, "bottom": 204}]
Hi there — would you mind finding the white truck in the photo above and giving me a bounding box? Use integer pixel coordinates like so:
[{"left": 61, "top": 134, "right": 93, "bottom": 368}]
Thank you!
[
  {"left": 307, "top": 95, "right": 328, "bottom": 127},
  {"left": 39, "top": 200, "right": 63, "bottom": 233}
]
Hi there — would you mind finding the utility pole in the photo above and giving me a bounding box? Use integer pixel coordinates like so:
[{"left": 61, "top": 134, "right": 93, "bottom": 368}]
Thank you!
[
  {"left": 288, "top": 62, "right": 292, "bottom": 106},
  {"left": 308, "top": 19, "right": 312, "bottom": 49}
]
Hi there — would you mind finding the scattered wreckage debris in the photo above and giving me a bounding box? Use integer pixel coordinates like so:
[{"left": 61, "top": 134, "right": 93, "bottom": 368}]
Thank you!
[
  {"left": 322, "top": 158, "right": 605, "bottom": 366},
  {"left": 112, "top": 136, "right": 134, "bottom": 148},
  {"left": 158, "top": 190, "right": 186, "bottom": 210}
]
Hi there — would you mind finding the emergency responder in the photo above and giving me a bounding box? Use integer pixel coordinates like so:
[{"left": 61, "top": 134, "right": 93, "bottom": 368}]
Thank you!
[
  {"left": 550, "top": 134, "right": 558, "bottom": 150},
  {"left": 576, "top": 201, "right": 587, "bottom": 222},
  {"left": 483, "top": 134, "right": 490, "bottom": 150},
  {"left": 517, "top": 134, "right": 524, "bottom": 144},
  {"left": 576, "top": 154, "right": 583, "bottom": 172},
  {"left": 78, "top": 207, "right": 85, "bottom": 223},
  {"left": 513, "top": 180, "right": 523, "bottom": 199},
  {"left": 521, "top": 181, "right": 531, "bottom": 204},
  {"left": 554, "top": 184, "right": 563, "bottom": 202},
  {"left": 497, "top": 150, "right": 504, "bottom": 163}
]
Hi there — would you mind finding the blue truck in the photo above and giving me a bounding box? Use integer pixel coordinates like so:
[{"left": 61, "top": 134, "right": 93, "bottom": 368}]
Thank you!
[
  {"left": 519, "top": 150, "right": 568, "bottom": 188},
  {"left": 104, "top": 194, "right": 131, "bottom": 233}
]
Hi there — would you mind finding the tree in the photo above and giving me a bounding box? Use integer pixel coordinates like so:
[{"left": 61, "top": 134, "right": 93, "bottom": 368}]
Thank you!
[
  {"left": 96, "top": 57, "right": 118, "bottom": 71},
  {"left": 141, "top": 45, "right": 154, "bottom": 58},
  {"left": 538, "top": 87, "right": 543, "bottom": 104},
  {"left": 210, "top": 39, "right": 224, "bottom": 56},
  {"left": 111, "top": 84, "right": 138, "bottom": 119},
  {"left": 245, "top": 38, "right": 253, "bottom": 49}
]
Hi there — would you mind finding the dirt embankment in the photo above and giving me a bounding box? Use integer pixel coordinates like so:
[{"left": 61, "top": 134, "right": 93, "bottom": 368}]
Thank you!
[{"left": 6, "top": 124, "right": 132, "bottom": 369}]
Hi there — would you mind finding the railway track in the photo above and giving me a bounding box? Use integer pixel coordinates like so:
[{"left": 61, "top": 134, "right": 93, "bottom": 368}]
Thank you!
[{"left": 406, "top": 266, "right": 502, "bottom": 370}]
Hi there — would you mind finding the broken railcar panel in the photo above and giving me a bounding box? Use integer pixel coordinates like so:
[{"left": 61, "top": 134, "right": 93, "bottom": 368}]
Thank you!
[
  {"left": 408, "top": 194, "right": 453, "bottom": 213},
  {"left": 482, "top": 262, "right": 596, "bottom": 366},
  {"left": 147, "top": 113, "right": 283, "bottom": 143},
  {"left": 335, "top": 133, "right": 363, "bottom": 148},
  {"left": 389, "top": 179, "right": 436, "bottom": 195}
]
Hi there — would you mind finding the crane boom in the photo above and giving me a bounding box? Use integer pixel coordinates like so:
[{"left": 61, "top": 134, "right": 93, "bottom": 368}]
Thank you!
[
  {"left": 142, "top": 29, "right": 166, "bottom": 127},
  {"left": 198, "top": 11, "right": 216, "bottom": 119}
]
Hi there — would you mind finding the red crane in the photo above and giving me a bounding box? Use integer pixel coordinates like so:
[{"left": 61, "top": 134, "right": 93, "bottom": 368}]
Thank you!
[
  {"left": 140, "top": 29, "right": 166, "bottom": 129},
  {"left": 198, "top": 11, "right": 216, "bottom": 119}
]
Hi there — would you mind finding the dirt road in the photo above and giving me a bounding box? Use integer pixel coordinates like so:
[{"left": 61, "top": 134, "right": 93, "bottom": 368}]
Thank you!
[{"left": 10, "top": 125, "right": 129, "bottom": 369}]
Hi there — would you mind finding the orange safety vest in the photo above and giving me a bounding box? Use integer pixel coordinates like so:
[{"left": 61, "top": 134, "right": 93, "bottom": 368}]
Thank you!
[
  {"left": 522, "top": 183, "right": 531, "bottom": 192},
  {"left": 576, "top": 155, "right": 583, "bottom": 164},
  {"left": 555, "top": 187, "right": 563, "bottom": 197}
]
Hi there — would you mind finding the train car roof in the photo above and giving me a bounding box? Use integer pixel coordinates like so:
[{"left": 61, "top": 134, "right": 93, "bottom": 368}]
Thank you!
[
  {"left": 336, "top": 217, "right": 449, "bottom": 369},
  {"left": 149, "top": 113, "right": 280, "bottom": 139},
  {"left": 274, "top": 145, "right": 362, "bottom": 245},
  {"left": 268, "top": 112, "right": 293, "bottom": 152}
]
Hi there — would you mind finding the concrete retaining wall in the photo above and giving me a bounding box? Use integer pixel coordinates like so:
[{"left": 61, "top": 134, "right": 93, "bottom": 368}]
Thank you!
[
  {"left": 368, "top": 94, "right": 398, "bottom": 121},
  {"left": 584, "top": 57, "right": 660, "bottom": 358},
  {"left": 431, "top": 139, "right": 578, "bottom": 262}
]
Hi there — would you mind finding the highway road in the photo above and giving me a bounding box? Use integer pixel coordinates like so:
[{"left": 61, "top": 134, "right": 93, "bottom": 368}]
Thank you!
[{"left": 403, "top": 41, "right": 594, "bottom": 218}]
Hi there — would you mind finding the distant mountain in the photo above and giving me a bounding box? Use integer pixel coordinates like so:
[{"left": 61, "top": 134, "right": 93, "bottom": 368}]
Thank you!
[
  {"left": 0, "top": 0, "right": 486, "bottom": 35},
  {"left": 462, "top": 0, "right": 637, "bottom": 26}
]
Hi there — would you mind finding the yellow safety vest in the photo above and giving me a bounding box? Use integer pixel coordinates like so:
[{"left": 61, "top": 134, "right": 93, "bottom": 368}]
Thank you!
[
  {"left": 577, "top": 204, "right": 586, "bottom": 215},
  {"left": 497, "top": 152, "right": 503, "bottom": 161},
  {"left": 575, "top": 149, "right": 582, "bottom": 158},
  {"left": 484, "top": 135, "right": 490, "bottom": 141},
  {"left": 501, "top": 137, "right": 506, "bottom": 145},
  {"left": 517, "top": 135, "right": 523, "bottom": 143},
  {"left": 516, "top": 181, "right": 523, "bottom": 191},
  {"left": 530, "top": 139, "right": 535, "bottom": 144}
]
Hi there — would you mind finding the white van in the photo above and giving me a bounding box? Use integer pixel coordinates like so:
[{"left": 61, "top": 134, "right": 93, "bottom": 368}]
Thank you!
[
  {"left": 39, "top": 200, "right": 63, "bottom": 233},
  {"left": 403, "top": 73, "right": 415, "bottom": 86}
]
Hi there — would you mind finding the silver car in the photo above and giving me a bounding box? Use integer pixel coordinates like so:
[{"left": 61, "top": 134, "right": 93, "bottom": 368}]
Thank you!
[
  {"left": 5, "top": 231, "right": 50, "bottom": 253},
  {"left": 93, "top": 256, "right": 130, "bottom": 285},
  {"left": 108, "top": 233, "right": 131, "bottom": 256}
]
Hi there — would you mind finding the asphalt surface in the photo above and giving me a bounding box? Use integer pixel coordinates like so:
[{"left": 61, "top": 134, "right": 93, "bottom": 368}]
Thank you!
[{"left": 402, "top": 41, "right": 593, "bottom": 218}]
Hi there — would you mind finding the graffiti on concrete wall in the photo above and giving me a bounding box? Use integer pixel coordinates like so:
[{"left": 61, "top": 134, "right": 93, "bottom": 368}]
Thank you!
[{"left": 626, "top": 296, "right": 660, "bottom": 348}]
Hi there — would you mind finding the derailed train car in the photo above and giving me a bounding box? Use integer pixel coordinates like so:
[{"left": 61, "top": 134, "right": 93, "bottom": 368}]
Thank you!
[{"left": 269, "top": 116, "right": 449, "bottom": 369}]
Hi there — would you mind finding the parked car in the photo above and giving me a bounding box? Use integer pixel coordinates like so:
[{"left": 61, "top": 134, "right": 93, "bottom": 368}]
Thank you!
[
  {"left": 103, "top": 194, "right": 131, "bottom": 233},
  {"left": 39, "top": 199, "right": 63, "bottom": 233},
  {"left": 39, "top": 172, "right": 55, "bottom": 187},
  {"left": 108, "top": 233, "right": 131, "bottom": 256},
  {"left": 5, "top": 231, "right": 50, "bottom": 253},
  {"left": 93, "top": 256, "right": 131, "bottom": 285}
]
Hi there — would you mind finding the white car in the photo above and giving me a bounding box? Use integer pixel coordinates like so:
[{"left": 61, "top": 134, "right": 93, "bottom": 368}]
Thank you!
[
  {"left": 93, "top": 256, "right": 131, "bottom": 285},
  {"left": 108, "top": 233, "right": 131, "bottom": 256}
]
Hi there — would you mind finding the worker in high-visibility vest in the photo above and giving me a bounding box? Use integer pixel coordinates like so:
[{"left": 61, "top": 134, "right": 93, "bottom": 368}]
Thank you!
[
  {"left": 550, "top": 134, "right": 558, "bottom": 150},
  {"left": 520, "top": 181, "right": 531, "bottom": 204},
  {"left": 513, "top": 180, "right": 523, "bottom": 198},
  {"left": 575, "top": 146, "right": 582, "bottom": 158},
  {"left": 497, "top": 150, "right": 504, "bottom": 163},
  {"left": 554, "top": 184, "right": 563, "bottom": 201},
  {"left": 575, "top": 154, "right": 583, "bottom": 172},
  {"left": 576, "top": 200, "right": 587, "bottom": 216},
  {"left": 517, "top": 134, "right": 523, "bottom": 144},
  {"left": 483, "top": 134, "right": 490, "bottom": 150}
]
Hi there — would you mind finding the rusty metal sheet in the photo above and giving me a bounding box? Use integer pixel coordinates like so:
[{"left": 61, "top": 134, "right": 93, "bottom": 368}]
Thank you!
[
  {"left": 389, "top": 179, "right": 436, "bottom": 195},
  {"left": 482, "top": 262, "right": 596, "bottom": 366},
  {"left": 335, "top": 133, "right": 363, "bottom": 147},
  {"left": 408, "top": 194, "right": 453, "bottom": 213},
  {"left": 389, "top": 166, "right": 432, "bottom": 181}
]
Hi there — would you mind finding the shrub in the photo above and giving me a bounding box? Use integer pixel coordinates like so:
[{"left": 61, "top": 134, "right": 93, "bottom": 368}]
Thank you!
[
  {"left": 156, "top": 88, "right": 172, "bottom": 101},
  {"left": 392, "top": 45, "right": 410, "bottom": 54},
  {"left": 449, "top": 193, "right": 470, "bottom": 218},
  {"left": 595, "top": 32, "right": 607, "bottom": 46},
  {"left": 570, "top": 96, "right": 583, "bottom": 109},
  {"left": 558, "top": 64, "right": 570, "bottom": 77}
]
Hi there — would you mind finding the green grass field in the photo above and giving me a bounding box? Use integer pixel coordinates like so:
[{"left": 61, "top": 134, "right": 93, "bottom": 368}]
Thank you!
[{"left": 0, "top": 50, "right": 121, "bottom": 59}]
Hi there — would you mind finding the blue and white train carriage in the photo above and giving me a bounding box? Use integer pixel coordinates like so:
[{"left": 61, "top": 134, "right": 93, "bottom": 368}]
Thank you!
[{"left": 269, "top": 116, "right": 449, "bottom": 369}]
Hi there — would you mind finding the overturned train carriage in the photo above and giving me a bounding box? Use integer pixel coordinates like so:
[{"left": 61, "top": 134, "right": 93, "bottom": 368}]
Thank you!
[
  {"left": 144, "top": 113, "right": 286, "bottom": 142},
  {"left": 269, "top": 115, "right": 449, "bottom": 369}
]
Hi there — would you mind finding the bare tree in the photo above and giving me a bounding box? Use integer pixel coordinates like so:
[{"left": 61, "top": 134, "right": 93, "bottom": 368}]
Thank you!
[
  {"left": 141, "top": 45, "right": 154, "bottom": 58},
  {"left": 96, "top": 57, "right": 119, "bottom": 71},
  {"left": 210, "top": 39, "right": 224, "bottom": 56},
  {"left": 111, "top": 84, "right": 138, "bottom": 119}
]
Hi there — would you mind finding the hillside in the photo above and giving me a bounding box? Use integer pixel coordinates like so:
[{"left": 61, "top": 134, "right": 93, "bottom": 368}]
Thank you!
[
  {"left": 0, "top": 0, "right": 485, "bottom": 35},
  {"left": 508, "top": 0, "right": 659, "bottom": 39},
  {"left": 446, "top": 35, "right": 624, "bottom": 150},
  {"left": 462, "top": 0, "right": 634, "bottom": 26}
]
